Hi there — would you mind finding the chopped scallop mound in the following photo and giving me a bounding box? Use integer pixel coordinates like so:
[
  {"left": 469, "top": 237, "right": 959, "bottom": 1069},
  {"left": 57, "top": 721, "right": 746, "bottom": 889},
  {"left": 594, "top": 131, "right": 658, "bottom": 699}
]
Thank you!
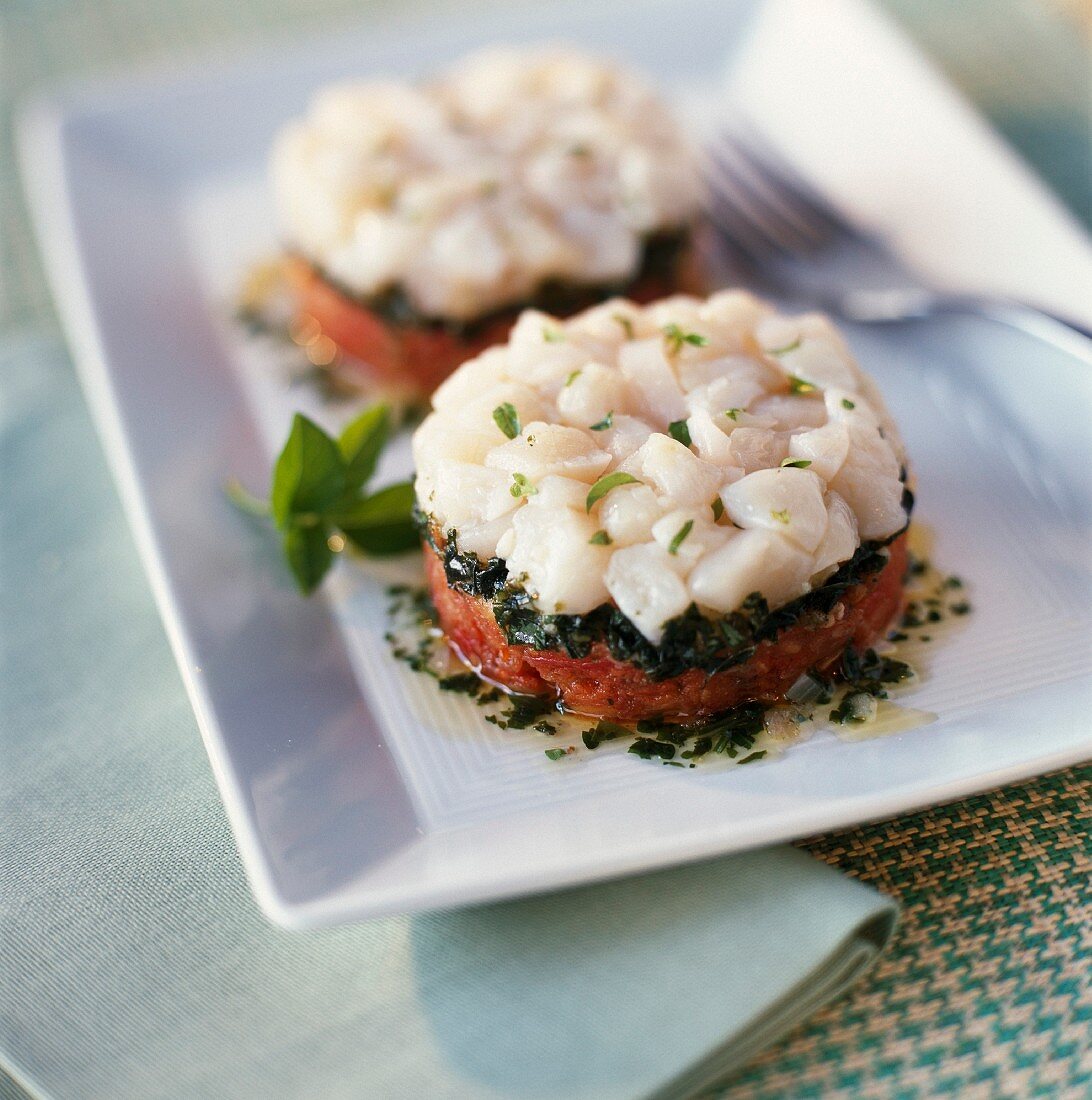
[
  {"left": 413, "top": 291, "right": 910, "bottom": 644},
  {"left": 271, "top": 47, "right": 700, "bottom": 321}
]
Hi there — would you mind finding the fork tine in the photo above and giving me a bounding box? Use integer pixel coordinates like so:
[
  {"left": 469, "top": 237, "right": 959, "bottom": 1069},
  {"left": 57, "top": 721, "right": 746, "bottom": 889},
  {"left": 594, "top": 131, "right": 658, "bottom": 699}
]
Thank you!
[
  {"left": 723, "top": 123, "right": 865, "bottom": 244},
  {"left": 705, "top": 137, "right": 824, "bottom": 254}
]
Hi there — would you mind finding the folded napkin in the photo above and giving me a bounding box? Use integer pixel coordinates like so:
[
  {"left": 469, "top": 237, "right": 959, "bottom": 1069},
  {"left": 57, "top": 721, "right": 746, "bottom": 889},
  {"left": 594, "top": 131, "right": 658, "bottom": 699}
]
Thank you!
[{"left": 0, "top": 334, "right": 896, "bottom": 1098}]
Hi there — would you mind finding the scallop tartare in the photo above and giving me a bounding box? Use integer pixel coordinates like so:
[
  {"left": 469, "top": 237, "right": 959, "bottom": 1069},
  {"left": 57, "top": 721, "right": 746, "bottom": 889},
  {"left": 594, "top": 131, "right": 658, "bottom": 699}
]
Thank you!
[
  {"left": 413, "top": 291, "right": 913, "bottom": 723},
  {"left": 271, "top": 47, "right": 702, "bottom": 392}
]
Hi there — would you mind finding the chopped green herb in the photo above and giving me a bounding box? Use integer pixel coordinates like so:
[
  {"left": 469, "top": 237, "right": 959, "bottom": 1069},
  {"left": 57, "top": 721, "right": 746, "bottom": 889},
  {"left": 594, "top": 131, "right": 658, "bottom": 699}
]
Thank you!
[
  {"left": 768, "top": 337, "right": 801, "bottom": 356},
  {"left": 738, "top": 751, "right": 767, "bottom": 765},
  {"left": 613, "top": 314, "right": 635, "bottom": 339},
  {"left": 950, "top": 601, "right": 972, "bottom": 615},
  {"left": 586, "top": 472, "right": 641, "bottom": 512},
  {"left": 582, "top": 721, "right": 628, "bottom": 750},
  {"left": 780, "top": 458, "right": 812, "bottom": 469},
  {"left": 668, "top": 520, "right": 694, "bottom": 555},
  {"left": 437, "top": 673, "right": 483, "bottom": 695},
  {"left": 510, "top": 472, "right": 538, "bottom": 498},
  {"left": 542, "top": 327, "right": 565, "bottom": 343},
  {"left": 492, "top": 402, "right": 521, "bottom": 439},
  {"left": 544, "top": 748, "right": 568, "bottom": 761},
  {"left": 724, "top": 408, "right": 743, "bottom": 421},
  {"left": 841, "top": 398, "right": 856, "bottom": 410},
  {"left": 788, "top": 375, "right": 817, "bottom": 395},
  {"left": 771, "top": 508, "right": 791, "bottom": 525},
  {"left": 711, "top": 497, "right": 725, "bottom": 522},
  {"left": 565, "top": 369, "right": 582, "bottom": 387},
  {"left": 628, "top": 738, "right": 676, "bottom": 760},
  {"left": 589, "top": 411, "right": 614, "bottom": 431},
  {"left": 944, "top": 575, "right": 964, "bottom": 589},
  {"left": 668, "top": 419, "right": 692, "bottom": 447},
  {"left": 662, "top": 323, "right": 709, "bottom": 354},
  {"left": 589, "top": 530, "right": 613, "bottom": 546}
]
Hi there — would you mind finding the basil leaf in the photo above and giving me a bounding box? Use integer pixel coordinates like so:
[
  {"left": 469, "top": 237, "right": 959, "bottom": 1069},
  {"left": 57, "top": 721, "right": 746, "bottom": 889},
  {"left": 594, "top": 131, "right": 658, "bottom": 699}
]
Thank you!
[
  {"left": 335, "top": 482, "right": 419, "bottom": 556},
  {"left": 586, "top": 472, "right": 641, "bottom": 512},
  {"left": 271, "top": 414, "right": 346, "bottom": 528},
  {"left": 338, "top": 404, "right": 390, "bottom": 495},
  {"left": 283, "top": 523, "right": 334, "bottom": 594}
]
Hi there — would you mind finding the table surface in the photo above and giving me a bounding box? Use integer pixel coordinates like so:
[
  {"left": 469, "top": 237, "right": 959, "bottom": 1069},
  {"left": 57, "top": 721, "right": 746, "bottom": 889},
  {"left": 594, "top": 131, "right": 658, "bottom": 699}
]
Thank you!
[{"left": 1, "top": 1, "right": 1089, "bottom": 1096}]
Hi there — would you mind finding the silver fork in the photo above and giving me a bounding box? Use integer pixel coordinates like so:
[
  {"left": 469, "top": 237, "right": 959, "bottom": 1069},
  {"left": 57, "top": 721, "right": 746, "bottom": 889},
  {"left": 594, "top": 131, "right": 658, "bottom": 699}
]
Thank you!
[{"left": 702, "top": 125, "right": 1092, "bottom": 362}]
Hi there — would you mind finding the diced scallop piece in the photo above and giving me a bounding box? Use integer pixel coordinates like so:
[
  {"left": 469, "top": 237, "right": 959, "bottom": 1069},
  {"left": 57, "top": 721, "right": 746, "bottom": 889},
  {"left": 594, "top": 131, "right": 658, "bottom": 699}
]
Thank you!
[
  {"left": 456, "top": 515, "right": 516, "bottom": 560},
  {"left": 484, "top": 422, "right": 611, "bottom": 483},
  {"left": 788, "top": 421, "right": 851, "bottom": 482},
  {"left": 831, "top": 466, "right": 906, "bottom": 540},
  {"left": 507, "top": 310, "right": 588, "bottom": 386},
  {"left": 811, "top": 491, "right": 860, "bottom": 580},
  {"left": 430, "top": 347, "right": 509, "bottom": 410},
  {"left": 460, "top": 382, "right": 550, "bottom": 439},
  {"left": 844, "top": 420, "right": 902, "bottom": 481},
  {"left": 650, "top": 510, "right": 727, "bottom": 574},
  {"left": 618, "top": 338, "right": 688, "bottom": 426},
  {"left": 756, "top": 313, "right": 859, "bottom": 392},
  {"left": 568, "top": 298, "right": 641, "bottom": 344},
  {"left": 435, "top": 462, "right": 520, "bottom": 526},
  {"left": 686, "top": 409, "right": 736, "bottom": 466},
  {"left": 556, "top": 362, "right": 630, "bottom": 428},
  {"left": 625, "top": 433, "right": 723, "bottom": 508},
  {"left": 506, "top": 500, "right": 611, "bottom": 614},
  {"left": 696, "top": 289, "right": 773, "bottom": 341},
  {"left": 412, "top": 411, "right": 498, "bottom": 473},
  {"left": 597, "top": 414, "right": 655, "bottom": 463},
  {"left": 532, "top": 475, "right": 590, "bottom": 512},
  {"left": 644, "top": 295, "right": 705, "bottom": 331},
  {"left": 728, "top": 427, "right": 789, "bottom": 473},
  {"left": 826, "top": 387, "right": 907, "bottom": 464},
  {"left": 605, "top": 543, "right": 693, "bottom": 644},
  {"left": 678, "top": 355, "right": 773, "bottom": 396},
  {"left": 721, "top": 467, "right": 829, "bottom": 552},
  {"left": 750, "top": 394, "right": 827, "bottom": 432},
  {"left": 495, "top": 526, "right": 516, "bottom": 560},
  {"left": 685, "top": 372, "right": 770, "bottom": 420},
  {"left": 601, "top": 483, "right": 662, "bottom": 546},
  {"left": 690, "top": 528, "right": 813, "bottom": 614}
]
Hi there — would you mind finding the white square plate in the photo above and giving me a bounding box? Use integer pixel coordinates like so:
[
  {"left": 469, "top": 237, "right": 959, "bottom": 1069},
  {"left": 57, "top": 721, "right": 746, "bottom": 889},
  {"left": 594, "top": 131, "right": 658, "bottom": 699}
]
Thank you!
[{"left": 20, "top": 0, "right": 1092, "bottom": 928}]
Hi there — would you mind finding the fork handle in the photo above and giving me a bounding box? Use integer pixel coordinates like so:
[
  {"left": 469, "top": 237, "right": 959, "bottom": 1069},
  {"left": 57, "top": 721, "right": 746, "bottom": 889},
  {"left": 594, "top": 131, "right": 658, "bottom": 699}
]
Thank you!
[{"left": 841, "top": 288, "right": 1092, "bottom": 364}]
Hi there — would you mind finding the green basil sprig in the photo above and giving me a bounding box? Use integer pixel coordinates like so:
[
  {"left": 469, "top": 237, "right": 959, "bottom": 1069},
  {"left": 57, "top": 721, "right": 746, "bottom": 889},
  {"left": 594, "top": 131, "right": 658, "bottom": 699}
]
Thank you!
[{"left": 227, "top": 404, "right": 417, "bottom": 594}]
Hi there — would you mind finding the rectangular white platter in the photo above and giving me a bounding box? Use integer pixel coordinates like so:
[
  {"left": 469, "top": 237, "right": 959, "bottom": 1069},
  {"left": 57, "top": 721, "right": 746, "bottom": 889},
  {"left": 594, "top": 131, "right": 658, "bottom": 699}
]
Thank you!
[{"left": 20, "top": 0, "right": 1092, "bottom": 928}]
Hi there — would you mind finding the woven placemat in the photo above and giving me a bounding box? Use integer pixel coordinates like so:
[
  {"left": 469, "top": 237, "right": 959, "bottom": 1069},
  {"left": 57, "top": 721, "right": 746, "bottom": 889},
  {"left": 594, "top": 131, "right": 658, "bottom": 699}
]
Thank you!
[{"left": 2, "top": 2, "right": 1089, "bottom": 1096}]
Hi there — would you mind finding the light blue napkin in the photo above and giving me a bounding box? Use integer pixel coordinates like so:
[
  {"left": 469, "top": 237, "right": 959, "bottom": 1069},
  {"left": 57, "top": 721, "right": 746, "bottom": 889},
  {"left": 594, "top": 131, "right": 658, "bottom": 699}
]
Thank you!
[{"left": 0, "top": 333, "right": 896, "bottom": 1099}]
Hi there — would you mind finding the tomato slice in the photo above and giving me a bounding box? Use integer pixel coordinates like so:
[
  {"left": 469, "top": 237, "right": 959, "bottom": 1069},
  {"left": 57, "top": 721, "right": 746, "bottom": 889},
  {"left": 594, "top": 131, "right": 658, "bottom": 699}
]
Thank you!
[{"left": 283, "top": 255, "right": 688, "bottom": 395}]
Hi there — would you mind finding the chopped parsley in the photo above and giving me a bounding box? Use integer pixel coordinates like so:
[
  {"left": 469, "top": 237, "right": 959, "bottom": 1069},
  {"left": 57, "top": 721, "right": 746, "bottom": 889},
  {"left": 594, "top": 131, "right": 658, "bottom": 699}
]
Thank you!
[
  {"left": 788, "top": 375, "right": 817, "bottom": 395},
  {"left": 668, "top": 419, "right": 692, "bottom": 447},
  {"left": 544, "top": 747, "right": 568, "bottom": 761},
  {"left": 510, "top": 472, "right": 537, "bottom": 498},
  {"left": 542, "top": 327, "right": 565, "bottom": 343},
  {"left": 738, "top": 751, "right": 767, "bottom": 765},
  {"left": 586, "top": 471, "right": 641, "bottom": 512},
  {"left": 628, "top": 738, "right": 676, "bottom": 760},
  {"left": 711, "top": 497, "right": 725, "bottom": 521},
  {"left": 589, "top": 411, "right": 614, "bottom": 431},
  {"left": 780, "top": 458, "right": 812, "bottom": 469},
  {"left": 613, "top": 314, "right": 635, "bottom": 339},
  {"left": 950, "top": 601, "right": 972, "bottom": 615},
  {"left": 841, "top": 398, "right": 856, "bottom": 410},
  {"left": 662, "top": 323, "right": 709, "bottom": 354},
  {"left": 589, "top": 530, "right": 612, "bottom": 546},
  {"left": 724, "top": 408, "right": 742, "bottom": 421},
  {"left": 771, "top": 508, "right": 791, "bottom": 525},
  {"left": 492, "top": 402, "right": 520, "bottom": 439},
  {"left": 768, "top": 337, "right": 801, "bottom": 355},
  {"left": 668, "top": 520, "right": 694, "bottom": 555},
  {"left": 582, "top": 721, "right": 628, "bottom": 750},
  {"left": 565, "top": 369, "right": 582, "bottom": 387}
]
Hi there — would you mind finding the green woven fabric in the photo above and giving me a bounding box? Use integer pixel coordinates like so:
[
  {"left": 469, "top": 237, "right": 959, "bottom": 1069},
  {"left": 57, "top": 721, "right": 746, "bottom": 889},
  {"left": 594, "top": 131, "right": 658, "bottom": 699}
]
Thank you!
[{"left": 2, "top": 2, "right": 1089, "bottom": 1096}]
